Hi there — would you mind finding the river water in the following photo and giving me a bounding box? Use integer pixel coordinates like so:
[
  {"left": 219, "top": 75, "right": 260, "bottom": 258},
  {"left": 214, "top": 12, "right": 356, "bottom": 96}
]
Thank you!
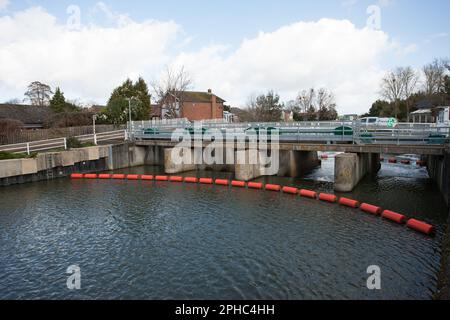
[{"left": 0, "top": 155, "right": 447, "bottom": 299}]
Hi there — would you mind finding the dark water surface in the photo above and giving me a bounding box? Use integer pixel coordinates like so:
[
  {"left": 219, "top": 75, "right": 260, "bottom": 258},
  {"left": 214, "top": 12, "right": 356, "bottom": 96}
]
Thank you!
[{"left": 0, "top": 159, "right": 447, "bottom": 299}]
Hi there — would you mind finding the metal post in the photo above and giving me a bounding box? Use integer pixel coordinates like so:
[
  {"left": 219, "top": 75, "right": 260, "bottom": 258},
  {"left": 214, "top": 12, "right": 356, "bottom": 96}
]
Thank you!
[
  {"left": 94, "top": 134, "right": 97, "bottom": 145},
  {"left": 64, "top": 138, "right": 67, "bottom": 150},
  {"left": 26, "top": 142, "right": 30, "bottom": 155}
]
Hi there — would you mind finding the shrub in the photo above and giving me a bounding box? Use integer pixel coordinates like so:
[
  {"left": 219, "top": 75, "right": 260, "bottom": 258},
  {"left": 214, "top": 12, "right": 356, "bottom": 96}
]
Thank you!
[
  {"left": 66, "top": 137, "right": 95, "bottom": 149},
  {"left": 0, "top": 151, "right": 37, "bottom": 160}
]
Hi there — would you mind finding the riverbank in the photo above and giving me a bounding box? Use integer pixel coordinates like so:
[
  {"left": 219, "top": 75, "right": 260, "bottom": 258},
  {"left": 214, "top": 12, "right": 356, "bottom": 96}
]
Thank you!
[{"left": 436, "top": 212, "right": 450, "bottom": 300}]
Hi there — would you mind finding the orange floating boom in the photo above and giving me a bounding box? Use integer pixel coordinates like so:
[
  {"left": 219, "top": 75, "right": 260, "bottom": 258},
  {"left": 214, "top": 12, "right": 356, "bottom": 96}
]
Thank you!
[
  {"left": 360, "top": 203, "right": 382, "bottom": 215},
  {"left": 406, "top": 219, "right": 435, "bottom": 235},
  {"left": 265, "top": 184, "right": 281, "bottom": 192},
  {"left": 381, "top": 210, "right": 407, "bottom": 224},
  {"left": 319, "top": 193, "right": 337, "bottom": 203},
  {"left": 299, "top": 189, "right": 317, "bottom": 199},
  {"left": 282, "top": 186, "right": 298, "bottom": 195},
  {"left": 339, "top": 197, "right": 359, "bottom": 208}
]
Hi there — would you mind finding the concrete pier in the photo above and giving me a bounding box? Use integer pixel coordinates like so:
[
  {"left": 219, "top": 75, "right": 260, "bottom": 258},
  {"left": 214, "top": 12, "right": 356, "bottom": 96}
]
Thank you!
[{"left": 334, "top": 153, "right": 380, "bottom": 192}]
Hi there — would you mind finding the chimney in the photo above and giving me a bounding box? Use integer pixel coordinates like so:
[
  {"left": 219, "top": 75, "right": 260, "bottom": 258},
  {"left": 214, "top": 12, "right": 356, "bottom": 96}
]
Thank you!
[{"left": 207, "top": 89, "right": 212, "bottom": 94}]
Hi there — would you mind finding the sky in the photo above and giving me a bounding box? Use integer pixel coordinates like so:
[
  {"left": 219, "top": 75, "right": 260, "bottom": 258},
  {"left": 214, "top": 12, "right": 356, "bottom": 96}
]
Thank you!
[{"left": 0, "top": 0, "right": 449, "bottom": 114}]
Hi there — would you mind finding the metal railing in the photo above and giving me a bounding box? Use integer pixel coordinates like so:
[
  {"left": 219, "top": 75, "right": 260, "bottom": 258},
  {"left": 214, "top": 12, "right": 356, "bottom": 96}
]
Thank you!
[
  {"left": 0, "top": 130, "right": 127, "bottom": 155},
  {"left": 131, "top": 120, "right": 450, "bottom": 146}
]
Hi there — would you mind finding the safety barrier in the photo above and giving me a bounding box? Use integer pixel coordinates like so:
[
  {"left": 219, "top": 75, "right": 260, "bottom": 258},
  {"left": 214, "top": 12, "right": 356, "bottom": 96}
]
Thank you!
[
  {"left": 282, "top": 186, "right": 298, "bottom": 195},
  {"left": 319, "top": 193, "right": 337, "bottom": 203},
  {"left": 407, "top": 219, "right": 435, "bottom": 235},
  {"left": 199, "top": 178, "right": 213, "bottom": 184},
  {"left": 231, "top": 180, "right": 246, "bottom": 188},
  {"left": 339, "top": 197, "right": 359, "bottom": 208},
  {"left": 299, "top": 189, "right": 317, "bottom": 199},
  {"left": 382, "top": 210, "right": 407, "bottom": 224},
  {"left": 215, "top": 179, "right": 229, "bottom": 186},
  {"left": 184, "top": 177, "right": 198, "bottom": 183},
  {"left": 360, "top": 203, "right": 382, "bottom": 216},
  {"left": 248, "top": 182, "right": 263, "bottom": 189},
  {"left": 265, "top": 184, "right": 281, "bottom": 192},
  {"left": 70, "top": 173, "right": 436, "bottom": 236}
]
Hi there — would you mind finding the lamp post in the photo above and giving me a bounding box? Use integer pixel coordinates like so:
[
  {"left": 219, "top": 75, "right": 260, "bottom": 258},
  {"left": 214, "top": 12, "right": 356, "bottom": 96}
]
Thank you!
[
  {"left": 92, "top": 114, "right": 97, "bottom": 145},
  {"left": 126, "top": 97, "right": 136, "bottom": 141}
]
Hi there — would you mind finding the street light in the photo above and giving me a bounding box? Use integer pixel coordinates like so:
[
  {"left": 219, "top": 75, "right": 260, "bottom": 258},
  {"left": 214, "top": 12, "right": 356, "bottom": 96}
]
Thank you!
[
  {"left": 126, "top": 97, "right": 136, "bottom": 141},
  {"left": 92, "top": 114, "right": 97, "bottom": 145}
]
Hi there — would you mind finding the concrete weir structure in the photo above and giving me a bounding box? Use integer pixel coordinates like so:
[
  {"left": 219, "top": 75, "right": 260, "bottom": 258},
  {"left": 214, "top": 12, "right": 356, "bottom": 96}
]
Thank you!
[
  {"left": 334, "top": 153, "right": 381, "bottom": 192},
  {"left": 162, "top": 146, "right": 321, "bottom": 181}
]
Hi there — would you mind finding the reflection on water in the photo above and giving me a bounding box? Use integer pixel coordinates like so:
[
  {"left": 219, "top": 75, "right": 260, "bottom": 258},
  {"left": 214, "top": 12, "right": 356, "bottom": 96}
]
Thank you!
[{"left": 0, "top": 157, "right": 447, "bottom": 300}]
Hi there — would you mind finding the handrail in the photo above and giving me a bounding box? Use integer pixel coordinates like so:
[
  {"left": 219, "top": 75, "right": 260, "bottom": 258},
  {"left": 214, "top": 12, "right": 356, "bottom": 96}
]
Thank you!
[{"left": 0, "top": 130, "right": 127, "bottom": 155}]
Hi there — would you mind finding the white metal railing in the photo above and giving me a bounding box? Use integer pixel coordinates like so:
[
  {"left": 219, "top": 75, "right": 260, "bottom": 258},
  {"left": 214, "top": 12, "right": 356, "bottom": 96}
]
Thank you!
[
  {"left": 0, "top": 130, "right": 127, "bottom": 155},
  {"left": 130, "top": 121, "right": 450, "bottom": 146}
]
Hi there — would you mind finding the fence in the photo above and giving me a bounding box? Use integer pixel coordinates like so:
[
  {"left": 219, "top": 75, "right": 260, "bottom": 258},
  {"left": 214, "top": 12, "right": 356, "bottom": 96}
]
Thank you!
[
  {"left": 0, "top": 124, "right": 126, "bottom": 145},
  {"left": 0, "top": 130, "right": 127, "bottom": 155}
]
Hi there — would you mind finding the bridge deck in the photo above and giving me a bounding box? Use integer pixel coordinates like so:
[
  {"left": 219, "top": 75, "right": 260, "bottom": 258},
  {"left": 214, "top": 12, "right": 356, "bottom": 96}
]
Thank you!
[{"left": 134, "top": 140, "right": 445, "bottom": 155}]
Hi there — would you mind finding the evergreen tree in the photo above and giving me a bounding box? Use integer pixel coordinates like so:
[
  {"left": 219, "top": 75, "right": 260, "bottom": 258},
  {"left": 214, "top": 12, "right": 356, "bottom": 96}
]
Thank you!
[
  {"left": 104, "top": 78, "right": 151, "bottom": 124},
  {"left": 50, "top": 87, "right": 66, "bottom": 113}
]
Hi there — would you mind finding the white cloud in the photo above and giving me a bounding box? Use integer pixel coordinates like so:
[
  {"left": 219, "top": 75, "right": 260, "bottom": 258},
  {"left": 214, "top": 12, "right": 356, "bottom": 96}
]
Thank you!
[
  {"left": 0, "top": 0, "right": 9, "bottom": 11},
  {"left": 0, "top": 6, "right": 181, "bottom": 104},
  {"left": 174, "top": 19, "right": 392, "bottom": 114},
  {"left": 0, "top": 6, "right": 408, "bottom": 114}
]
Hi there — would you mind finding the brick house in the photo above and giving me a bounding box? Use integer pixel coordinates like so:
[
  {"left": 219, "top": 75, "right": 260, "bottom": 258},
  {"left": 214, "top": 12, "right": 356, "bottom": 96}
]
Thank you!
[{"left": 155, "top": 89, "right": 225, "bottom": 121}]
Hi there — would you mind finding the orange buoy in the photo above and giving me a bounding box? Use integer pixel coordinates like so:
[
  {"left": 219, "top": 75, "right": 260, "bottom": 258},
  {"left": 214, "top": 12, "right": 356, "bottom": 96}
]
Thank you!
[
  {"left": 407, "top": 219, "right": 435, "bottom": 235},
  {"left": 417, "top": 160, "right": 427, "bottom": 167},
  {"left": 169, "top": 176, "right": 183, "bottom": 182},
  {"left": 282, "top": 186, "right": 298, "bottom": 195},
  {"left": 401, "top": 160, "right": 411, "bottom": 165},
  {"left": 360, "top": 203, "right": 382, "bottom": 215},
  {"left": 127, "top": 174, "right": 140, "bottom": 180},
  {"left": 339, "top": 197, "right": 359, "bottom": 208},
  {"left": 382, "top": 210, "right": 407, "bottom": 224},
  {"left": 265, "top": 184, "right": 281, "bottom": 192},
  {"left": 155, "top": 175, "right": 168, "bottom": 181},
  {"left": 112, "top": 174, "right": 125, "bottom": 179},
  {"left": 319, "top": 193, "right": 337, "bottom": 203},
  {"left": 388, "top": 158, "right": 397, "bottom": 164},
  {"left": 184, "top": 177, "right": 198, "bottom": 183},
  {"left": 84, "top": 173, "right": 97, "bottom": 179},
  {"left": 199, "top": 178, "right": 213, "bottom": 184},
  {"left": 248, "top": 182, "right": 263, "bottom": 189},
  {"left": 98, "top": 174, "right": 111, "bottom": 179},
  {"left": 141, "top": 175, "right": 154, "bottom": 181},
  {"left": 215, "top": 179, "right": 229, "bottom": 186},
  {"left": 299, "top": 189, "right": 317, "bottom": 199},
  {"left": 231, "top": 180, "right": 246, "bottom": 188},
  {"left": 70, "top": 173, "right": 83, "bottom": 179}
]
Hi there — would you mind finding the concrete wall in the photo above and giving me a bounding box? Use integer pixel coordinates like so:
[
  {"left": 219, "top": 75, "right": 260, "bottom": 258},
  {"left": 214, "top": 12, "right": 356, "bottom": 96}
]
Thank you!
[
  {"left": 427, "top": 151, "right": 450, "bottom": 206},
  {"left": 0, "top": 143, "right": 148, "bottom": 187},
  {"left": 334, "top": 152, "right": 380, "bottom": 192}
]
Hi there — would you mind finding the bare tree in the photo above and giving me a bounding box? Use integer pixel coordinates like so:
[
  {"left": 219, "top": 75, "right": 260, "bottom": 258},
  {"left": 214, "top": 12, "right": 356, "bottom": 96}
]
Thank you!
[
  {"left": 297, "top": 88, "right": 315, "bottom": 114},
  {"left": 316, "top": 88, "right": 337, "bottom": 120},
  {"left": 380, "top": 68, "right": 404, "bottom": 118},
  {"left": 422, "top": 58, "right": 448, "bottom": 96},
  {"left": 398, "top": 67, "right": 419, "bottom": 121},
  {"left": 152, "top": 66, "right": 193, "bottom": 119},
  {"left": 24, "top": 81, "right": 53, "bottom": 106}
]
